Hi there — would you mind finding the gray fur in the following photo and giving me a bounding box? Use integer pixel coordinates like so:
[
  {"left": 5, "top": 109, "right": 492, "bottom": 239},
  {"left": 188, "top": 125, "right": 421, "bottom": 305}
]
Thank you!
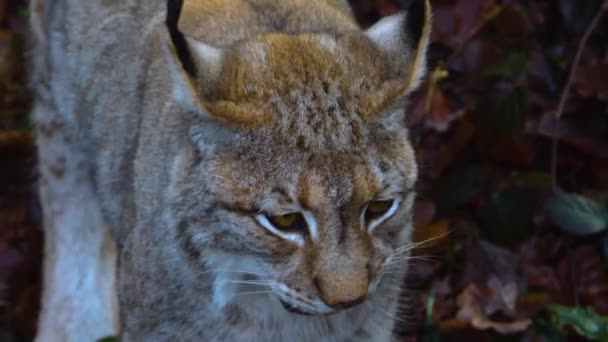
[{"left": 31, "top": 0, "right": 431, "bottom": 340}]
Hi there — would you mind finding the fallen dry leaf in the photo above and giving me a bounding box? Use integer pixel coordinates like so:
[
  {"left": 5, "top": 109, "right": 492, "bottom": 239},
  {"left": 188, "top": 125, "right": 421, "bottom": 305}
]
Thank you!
[
  {"left": 536, "top": 113, "right": 608, "bottom": 161},
  {"left": 412, "top": 198, "right": 436, "bottom": 233},
  {"left": 413, "top": 218, "right": 450, "bottom": 247},
  {"left": 455, "top": 276, "right": 532, "bottom": 334},
  {"left": 2, "top": 0, "right": 608, "bottom": 340}
]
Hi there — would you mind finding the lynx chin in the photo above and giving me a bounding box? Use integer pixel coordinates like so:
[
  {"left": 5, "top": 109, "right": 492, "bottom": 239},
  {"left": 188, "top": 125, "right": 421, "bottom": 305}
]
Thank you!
[{"left": 30, "top": 0, "right": 431, "bottom": 340}]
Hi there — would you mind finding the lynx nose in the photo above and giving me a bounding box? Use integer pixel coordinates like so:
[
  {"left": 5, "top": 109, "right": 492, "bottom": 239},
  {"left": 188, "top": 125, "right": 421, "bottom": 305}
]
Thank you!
[
  {"left": 315, "top": 274, "right": 369, "bottom": 309},
  {"left": 329, "top": 295, "right": 367, "bottom": 310}
]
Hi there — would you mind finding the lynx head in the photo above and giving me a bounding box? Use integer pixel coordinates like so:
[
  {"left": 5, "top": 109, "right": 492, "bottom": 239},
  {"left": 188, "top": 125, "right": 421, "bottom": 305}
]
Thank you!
[{"left": 163, "top": 0, "right": 431, "bottom": 315}]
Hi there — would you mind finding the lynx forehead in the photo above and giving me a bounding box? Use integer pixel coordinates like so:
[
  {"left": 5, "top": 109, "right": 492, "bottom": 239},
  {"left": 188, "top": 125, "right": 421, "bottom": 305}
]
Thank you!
[{"left": 209, "top": 34, "right": 408, "bottom": 151}]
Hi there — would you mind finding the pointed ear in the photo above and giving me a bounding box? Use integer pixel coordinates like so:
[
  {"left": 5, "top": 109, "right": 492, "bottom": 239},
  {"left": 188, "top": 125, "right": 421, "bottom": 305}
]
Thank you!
[
  {"left": 365, "top": 0, "right": 431, "bottom": 94},
  {"left": 163, "top": 0, "right": 266, "bottom": 129},
  {"left": 163, "top": 0, "right": 223, "bottom": 112},
  {"left": 162, "top": 0, "right": 242, "bottom": 146}
]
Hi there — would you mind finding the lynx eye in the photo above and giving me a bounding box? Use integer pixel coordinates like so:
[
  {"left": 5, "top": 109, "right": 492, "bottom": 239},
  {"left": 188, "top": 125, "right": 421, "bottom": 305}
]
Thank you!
[
  {"left": 364, "top": 199, "right": 399, "bottom": 231},
  {"left": 258, "top": 212, "right": 307, "bottom": 234},
  {"left": 365, "top": 200, "right": 393, "bottom": 220},
  {"left": 255, "top": 211, "right": 313, "bottom": 245},
  {"left": 268, "top": 213, "right": 305, "bottom": 231}
]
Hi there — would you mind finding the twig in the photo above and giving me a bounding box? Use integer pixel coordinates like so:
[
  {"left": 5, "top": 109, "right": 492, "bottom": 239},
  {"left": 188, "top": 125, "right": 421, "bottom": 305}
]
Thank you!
[
  {"left": 550, "top": 0, "right": 608, "bottom": 192},
  {"left": 424, "top": 3, "right": 506, "bottom": 117},
  {"left": 446, "top": 2, "right": 507, "bottom": 66}
]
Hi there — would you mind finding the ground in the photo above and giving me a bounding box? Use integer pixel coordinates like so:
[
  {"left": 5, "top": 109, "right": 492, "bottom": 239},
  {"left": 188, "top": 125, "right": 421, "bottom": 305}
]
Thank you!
[{"left": 1, "top": 0, "right": 608, "bottom": 341}]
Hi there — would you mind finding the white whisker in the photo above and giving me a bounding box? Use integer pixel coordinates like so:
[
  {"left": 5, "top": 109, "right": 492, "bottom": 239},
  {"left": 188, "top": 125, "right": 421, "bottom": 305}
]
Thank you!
[
  {"left": 231, "top": 290, "right": 275, "bottom": 297},
  {"left": 201, "top": 269, "right": 268, "bottom": 276},
  {"left": 386, "top": 255, "right": 438, "bottom": 265},
  {"left": 218, "top": 280, "right": 273, "bottom": 286},
  {"left": 393, "top": 230, "right": 451, "bottom": 253},
  {"left": 209, "top": 325, "right": 231, "bottom": 342}
]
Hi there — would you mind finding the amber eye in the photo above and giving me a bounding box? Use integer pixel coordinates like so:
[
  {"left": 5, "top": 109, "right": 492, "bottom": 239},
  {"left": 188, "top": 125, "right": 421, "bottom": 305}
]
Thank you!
[
  {"left": 267, "top": 213, "right": 307, "bottom": 234},
  {"left": 364, "top": 200, "right": 394, "bottom": 223}
]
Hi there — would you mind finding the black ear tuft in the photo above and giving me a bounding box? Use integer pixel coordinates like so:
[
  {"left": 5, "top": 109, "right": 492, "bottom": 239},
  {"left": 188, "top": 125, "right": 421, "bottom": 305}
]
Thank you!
[
  {"left": 166, "top": 0, "right": 196, "bottom": 75},
  {"left": 406, "top": 0, "right": 426, "bottom": 47}
]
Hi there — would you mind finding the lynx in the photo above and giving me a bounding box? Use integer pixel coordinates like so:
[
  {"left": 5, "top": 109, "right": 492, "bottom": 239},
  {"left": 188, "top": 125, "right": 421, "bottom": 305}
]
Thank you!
[{"left": 30, "top": 0, "right": 431, "bottom": 340}]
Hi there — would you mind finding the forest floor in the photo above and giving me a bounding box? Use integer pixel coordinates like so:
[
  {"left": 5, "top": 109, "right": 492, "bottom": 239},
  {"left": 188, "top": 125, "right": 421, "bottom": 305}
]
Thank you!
[{"left": 1, "top": 0, "right": 608, "bottom": 341}]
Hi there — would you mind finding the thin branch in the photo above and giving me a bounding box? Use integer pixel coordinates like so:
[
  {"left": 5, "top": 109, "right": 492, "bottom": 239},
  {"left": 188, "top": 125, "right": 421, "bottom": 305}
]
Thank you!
[
  {"left": 445, "top": 2, "right": 509, "bottom": 66},
  {"left": 550, "top": 0, "right": 608, "bottom": 192},
  {"left": 423, "top": 3, "right": 506, "bottom": 117}
]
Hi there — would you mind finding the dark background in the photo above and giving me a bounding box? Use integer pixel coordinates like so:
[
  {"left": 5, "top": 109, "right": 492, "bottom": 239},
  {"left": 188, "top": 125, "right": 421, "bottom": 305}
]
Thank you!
[{"left": 1, "top": 0, "right": 607, "bottom": 340}]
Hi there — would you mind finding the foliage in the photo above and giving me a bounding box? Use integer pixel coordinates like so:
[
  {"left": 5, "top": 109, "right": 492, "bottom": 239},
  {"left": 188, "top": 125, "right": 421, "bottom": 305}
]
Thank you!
[
  {"left": 545, "top": 192, "right": 608, "bottom": 236},
  {"left": 549, "top": 305, "right": 608, "bottom": 340}
]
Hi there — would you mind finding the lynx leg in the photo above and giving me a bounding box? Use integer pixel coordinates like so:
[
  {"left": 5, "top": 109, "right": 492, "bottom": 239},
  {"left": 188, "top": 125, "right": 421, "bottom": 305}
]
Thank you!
[{"left": 34, "top": 103, "right": 119, "bottom": 341}]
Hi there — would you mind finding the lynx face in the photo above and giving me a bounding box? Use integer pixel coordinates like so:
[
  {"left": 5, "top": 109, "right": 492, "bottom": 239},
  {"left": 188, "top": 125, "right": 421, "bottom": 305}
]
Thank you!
[
  {"left": 172, "top": 121, "right": 418, "bottom": 314},
  {"left": 166, "top": 0, "right": 430, "bottom": 315}
]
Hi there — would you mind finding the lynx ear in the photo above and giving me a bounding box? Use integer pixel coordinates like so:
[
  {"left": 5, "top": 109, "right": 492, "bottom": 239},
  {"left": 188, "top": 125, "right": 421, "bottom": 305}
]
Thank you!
[
  {"left": 163, "top": 0, "right": 266, "bottom": 129},
  {"left": 365, "top": 0, "right": 431, "bottom": 94},
  {"left": 163, "top": 0, "right": 223, "bottom": 113}
]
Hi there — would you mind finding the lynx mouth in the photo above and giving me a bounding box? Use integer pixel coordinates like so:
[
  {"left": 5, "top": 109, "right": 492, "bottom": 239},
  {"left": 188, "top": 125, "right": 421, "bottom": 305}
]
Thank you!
[{"left": 279, "top": 299, "right": 312, "bottom": 315}]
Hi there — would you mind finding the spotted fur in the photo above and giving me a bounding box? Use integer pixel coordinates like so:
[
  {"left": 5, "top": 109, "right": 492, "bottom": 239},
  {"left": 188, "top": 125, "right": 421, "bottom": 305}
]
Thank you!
[{"left": 31, "top": 0, "right": 431, "bottom": 340}]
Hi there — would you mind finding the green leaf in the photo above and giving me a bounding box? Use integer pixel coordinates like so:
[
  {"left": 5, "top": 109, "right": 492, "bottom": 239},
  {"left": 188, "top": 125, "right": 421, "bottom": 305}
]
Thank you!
[
  {"left": 549, "top": 305, "right": 608, "bottom": 340},
  {"left": 545, "top": 193, "right": 608, "bottom": 236},
  {"left": 479, "top": 52, "right": 529, "bottom": 78},
  {"left": 425, "top": 294, "right": 435, "bottom": 324},
  {"left": 533, "top": 317, "right": 565, "bottom": 342},
  {"left": 478, "top": 188, "right": 537, "bottom": 247},
  {"left": 430, "top": 164, "right": 490, "bottom": 210},
  {"left": 18, "top": 7, "right": 30, "bottom": 18},
  {"left": 420, "top": 293, "right": 441, "bottom": 342},
  {"left": 512, "top": 171, "right": 553, "bottom": 187},
  {"left": 476, "top": 88, "right": 527, "bottom": 141}
]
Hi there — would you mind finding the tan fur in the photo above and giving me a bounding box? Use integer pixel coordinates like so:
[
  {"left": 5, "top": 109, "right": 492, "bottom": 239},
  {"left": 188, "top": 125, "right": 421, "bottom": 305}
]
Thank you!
[{"left": 31, "top": 0, "right": 431, "bottom": 340}]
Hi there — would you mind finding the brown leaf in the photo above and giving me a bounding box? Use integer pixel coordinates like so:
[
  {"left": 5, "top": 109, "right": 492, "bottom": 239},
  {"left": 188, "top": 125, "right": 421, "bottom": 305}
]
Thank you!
[
  {"left": 563, "top": 246, "right": 608, "bottom": 315},
  {"left": 461, "top": 240, "right": 521, "bottom": 287},
  {"left": 12, "top": 283, "right": 41, "bottom": 340},
  {"left": 516, "top": 293, "right": 550, "bottom": 318},
  {"left": 413, "top": 219, "right": 450, "bottom": 247},
  {"left": 0, "top": 131, "right": 33, "bottom": 154},
  {"left": 455, "top": 278, "right": 532, "bottom": 334},
  {"left": 439, "top": 318, "right": 470, "bottom": 332},
  {"left": 417, "top": 114, "right": 476, "bottom": 180},
  {"left": 590, "top": 161, "right": 608, "bottom": 189},
  {"left": 575, "top": 62, "right": 608, "bottom": 99},
  {"left": 523, "top": 244, "right": 608, "bottom": 315},
  {"left": 536, "top": 113, "right": 608, "bottom": 161},
  {"left": 0, "top": 29, "right": 13, "bottom": 76},
  {"left": 429, "top": 277, "right": 458, "bottom": 322},
  {"left": 493, "top": 3, "right": 529, "bottom": 38},
  {"left": 485, "top": 276, "right": 518, "bottom": 316},
  {"left": 373, "top": 0, "right": 399, "bottom": 17},
  {"left": 0, "top": 247, "right": 22, "bottom": 281},
  {"left": 0, "top": 198, "right": 27, "bottom": 223},
  {"left": 0, "top": 0, "right": 6, "bottom": 24},
  {"left": 450, "top": 37, "right": 502, "bottom": 73},
  {"left": 413, "top": 199, "right": 436, "bottom": 233},
  {"left": 426, "top": 89, "right": 463, "bottom": 133},
  {"left": 468, "top": 315, "right": 531, "bottom": 335},
  {"left": 478, "top": 135, "right": 536, "bottom": 168},
  {"left": 431, "top": 0, "right": 496, "bottom": 50},
  {"left": 517, "top": 233, "right": 564, "bottom": 265},
  {"left": 407, "top": 83, "right": 464, "bottom": 132}
]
